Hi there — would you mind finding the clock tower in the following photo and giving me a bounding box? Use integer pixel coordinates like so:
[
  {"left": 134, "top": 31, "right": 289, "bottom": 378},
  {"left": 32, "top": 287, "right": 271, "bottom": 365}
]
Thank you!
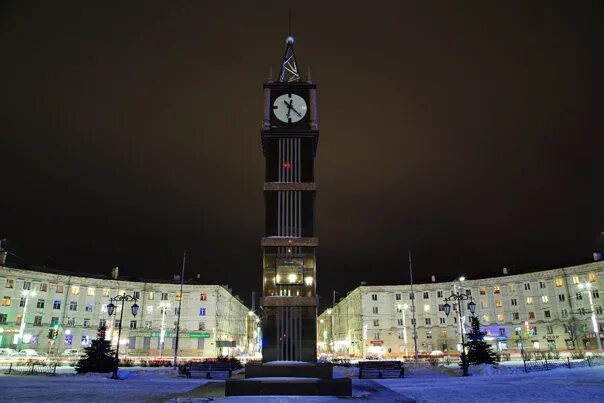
[{"left": 260, "top": 35, "right": 319, "bottom": 362}]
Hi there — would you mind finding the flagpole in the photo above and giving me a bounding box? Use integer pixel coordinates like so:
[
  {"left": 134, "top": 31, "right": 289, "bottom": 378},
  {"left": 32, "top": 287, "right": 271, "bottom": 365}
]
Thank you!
[
  {"left": 173, "top": 250, "right": 186, "bottom": 368},
  {"left": 409, "top": 250, "right": 419, "bottom": 364}
]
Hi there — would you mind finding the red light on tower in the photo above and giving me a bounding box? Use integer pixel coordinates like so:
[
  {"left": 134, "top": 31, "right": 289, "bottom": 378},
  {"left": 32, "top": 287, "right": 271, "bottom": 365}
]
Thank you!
[{"left": 283, "top": 162, "right": 292, "bottom": 170}]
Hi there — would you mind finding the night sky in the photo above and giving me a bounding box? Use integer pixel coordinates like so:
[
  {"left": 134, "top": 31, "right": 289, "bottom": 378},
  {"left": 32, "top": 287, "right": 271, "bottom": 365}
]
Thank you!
[{"left": 1, "top": 1, "right": 603, "bottom": 309}]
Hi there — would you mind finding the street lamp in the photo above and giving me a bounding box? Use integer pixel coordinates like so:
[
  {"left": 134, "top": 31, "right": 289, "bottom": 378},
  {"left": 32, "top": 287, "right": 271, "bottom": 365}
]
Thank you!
[
  {"left": 578, "top": 282, "right": 603, "bottom": 351},
  {"left": 107, "top": 293, "right": 139, "bottom": 379},
  {"left": 17, "top": 290, "right": 37, "bottom": 351},
  {"left": 443, "top": 291, "right": 476, "bottom": 377},
  {"left": 398, "top": 303, "right": 409, "bottom": 357},
  {"left": 158, "top": 302, "right": 171, "bottom": 357}
]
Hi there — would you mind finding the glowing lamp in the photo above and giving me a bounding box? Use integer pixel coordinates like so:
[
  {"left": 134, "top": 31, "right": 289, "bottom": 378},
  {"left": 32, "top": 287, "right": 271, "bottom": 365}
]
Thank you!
[
  {"left": 131, "top": 303, "right": 139, "bottom": 317},
  {"left": 443, "top": 302, "right": 451, "bottom": 316}
]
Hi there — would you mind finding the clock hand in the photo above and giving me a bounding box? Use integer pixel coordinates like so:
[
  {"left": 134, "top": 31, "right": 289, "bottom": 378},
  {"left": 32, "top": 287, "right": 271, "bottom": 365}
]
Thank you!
[{"left": 290, "top": 106, "right": 302, "bottom": 117}]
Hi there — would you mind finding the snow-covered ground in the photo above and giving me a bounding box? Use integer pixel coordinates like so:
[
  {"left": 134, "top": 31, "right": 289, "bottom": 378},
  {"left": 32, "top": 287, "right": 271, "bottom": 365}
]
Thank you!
[{"left": 1, "top": 363, "right": 603, "bottom": 402}]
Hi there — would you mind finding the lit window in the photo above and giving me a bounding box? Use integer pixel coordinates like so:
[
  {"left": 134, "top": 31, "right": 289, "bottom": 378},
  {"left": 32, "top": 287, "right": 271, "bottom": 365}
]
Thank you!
[
  {"left": 555, "top": 278, "right": 563, "bottom": 287},
  {"left": 528, "top": 312, "right": 535, "bottom": 319},
  {"left": 39, "top": 283, "right": 48, "bottom": 292},
  {"left": 1, "top": 296, "right": 10, "bottom": 306},
  {"left": 483, "top": 315, "right": 490, "bottom": 323},
  {"left": 495, "top": 300, "right": 502, "bottom": 308},
  {"left": 423, "top": 304, "right": 430, "bottom": 313},
  {"left": 148, "top": 291, "right": 154, "bottom": 300},
  {"left": 572, "top": 276, "right": 580, "bottom": 284},
  {"left": 508, "top": 284, "right": 516, "bottom": 293},
  {"left": 481, "top": 301, "right": 488, "bottom": 309},
  {"left": 176, "top": 292, "right": 182, "bottom": 301},
  {"left": 542, "top": 295, "right": 549, "bottom": 303},
  {"left": 146, "top": 306, "right": 153, "bottom": 313},
  {"left": 199, "top": 307, "right": 206, "bottom": 316},
  {"left": 526, "top": 297, "right": 533, "bottom": 305},
  {"left": 103, "top": 289, "right": 110, "bottom": 297},
  {"left": 200, "top": 293, "right": 207, "bottom": 301},
  {"left": 373, "top": 319, "right": 379, "bottom": 327},
  {"left": 5, "top": 279, "right": 14, "bottom": 288},
  {"left": 497, "top": 313, "right": 504, "bottom": 322},
  {"left": 71, "top": 286, "right": 80, "bottom": 295},
  {"left": 87, "top": 287, "right": 95, "bottom": 296},
  {"left": 16, "top": 314, "right": 22, "bottom": 325},
  {"left": 53, "top": 300, "right": 61, "bottom": 309},
  {"left": 589, "top": 273, "right": 597, "bottom": 283},
  {"left": 493, "top": 286, "right": 501, "bottom": 294},
  {"left": 480, "top": 288, "right": 486, "bottom": 295}
]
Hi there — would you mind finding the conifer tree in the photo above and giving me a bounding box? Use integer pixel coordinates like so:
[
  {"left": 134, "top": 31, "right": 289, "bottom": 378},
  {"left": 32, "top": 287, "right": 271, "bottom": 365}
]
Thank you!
[
  {"left": 76, "top": 326, "right": 115, "bottom": 374},
  {"left": 465, "top": 316, "right": 497, "bottom": 365}
]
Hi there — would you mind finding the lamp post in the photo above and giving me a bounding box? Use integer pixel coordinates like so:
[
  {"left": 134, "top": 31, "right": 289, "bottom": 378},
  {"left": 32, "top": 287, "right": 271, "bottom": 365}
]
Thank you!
[
  {"left": 17, "top": 290, "right": 37, "bottom": 351},
  {"left": 578, "top": 282, "right": 603, "bottom": 351},
  {"left": 398, "top": 303, "right": 409, "bottom": 358},
  {"left": 107, "top": 293, "right": 139, "bottom": 380},
  {"left": 158, "top": 301, "right": 170, "bottom": 357},
  {"left": 443, "top": 291, "right": 476, "bottom": 377}
]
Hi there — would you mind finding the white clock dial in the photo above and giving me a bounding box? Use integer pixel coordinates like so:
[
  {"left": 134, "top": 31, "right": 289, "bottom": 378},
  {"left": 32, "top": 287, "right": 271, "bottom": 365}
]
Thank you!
[{"left": 272, "top": 93, "right": 307, "bottom": 123}]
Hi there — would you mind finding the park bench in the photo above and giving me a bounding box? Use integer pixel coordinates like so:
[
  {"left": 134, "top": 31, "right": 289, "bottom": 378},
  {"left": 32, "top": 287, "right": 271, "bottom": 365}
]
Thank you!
[
  {"left": 185, "top": 361, "right": 233, "bottom": 379},
  {"left": 358, "top": 360, "right": 404, "bottom": 379}
]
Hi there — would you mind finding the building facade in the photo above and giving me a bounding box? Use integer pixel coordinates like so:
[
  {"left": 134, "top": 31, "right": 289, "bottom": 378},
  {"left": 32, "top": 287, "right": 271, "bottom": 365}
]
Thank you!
[
  {"left": 0, "top": 264, "right": 253, "bottom": 358},
  {"left": 318, "top": 260, "right": 604, "bottom": 358}
]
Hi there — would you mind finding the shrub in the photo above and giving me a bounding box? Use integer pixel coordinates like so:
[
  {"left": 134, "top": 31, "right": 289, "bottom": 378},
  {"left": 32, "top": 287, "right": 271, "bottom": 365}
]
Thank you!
[
  {"left": 120, "top": 358, "right": 134, "bottom": 367},
  {"left": 427, "top": 357, "right": 439, "bottom": 367},
  {"left": 570, "top": 350, "right": 585, "bottom": 359}
]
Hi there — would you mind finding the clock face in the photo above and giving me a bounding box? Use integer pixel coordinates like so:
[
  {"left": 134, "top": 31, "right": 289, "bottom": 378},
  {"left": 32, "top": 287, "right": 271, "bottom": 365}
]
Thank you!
[{"left": 272, "top": 93, "right": 308, "bottom": 123}]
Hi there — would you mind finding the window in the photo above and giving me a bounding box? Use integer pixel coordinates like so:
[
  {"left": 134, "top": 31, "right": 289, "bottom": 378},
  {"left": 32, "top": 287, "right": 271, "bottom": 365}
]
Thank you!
[
  {"left": 510, "top": 298, "right": 517, "bottom": 306},
  {"left": 69, "top": 301, "right": 78, "bottom": 311},
  {"left": 395, "top": 293, "right": 401, "bottom": 300},
  {"left": 67, "top": 317, "right": 76, "bottom": 326},
  {"left": 423, "top": 292, "right": 429, "bottom": 299},
  {"left": 372, "top": 306, "right": 378, "bottom": 314},
  {"left": 526, "top": 297, "right": 533, "bottom": 305},
  {"left": 0, "top": 314, "right": 7, "bottom": 324},
  {"left": 524, "top": 283, "right": 531, "bottom": 291},
  {"left": 34, "top": 315, "right": 42, "bottom": 326},
  {"left": 371, "top": 294, "right": 377, "bottom": 301},
  {"left": 174, "top": 307, "right": 180, "bottom": 315},
  {"left": 36, "top": 299, "right": 45, "bottom": 309},
  {"left": 576, "top": 293, "right": 583, "bottom": 301},
  {"left": 23, "top": 281, "right": 31, "bottom": 290},
  {"left": 16, "top": 314, "right": 22, "bottom": 325},
  {"left": 593, "top": 289, "right": 600, "bottom": 299},
  {"left": 161, "top": 293, "right": 168, "bottom": 301},
  {"left": 595, "top": 306, "right": 603, "bottom": 315},
  {"left": 373, "top": 319, "right": 379, "bottom": 327},
  {"left": 589, "top": 273, "right": 597, "bottom": 283},
  {"left": 5, "top": 279, "right": 14, "bottom": 288},
  {"left": 199, "top": 307, "right": 206, "bottom": 316},
  {"left": 56, "top": 284, "right": 63, "bottom": 293},
  {"left": 437, "top": 291, "right": 443, "bottom": 298},
  {"left": 465, "top": 289, "right": 472, "bottom": 296},
  {"left": 99, "top": 319, "right": 106, "bottom": 328},
  {"left": 544, "top": 310, "right": 551, "bottom": 318},
  {"left": 495, "top": 300, "right": 502, "bottom": 308},
  {"left": 85, "top": 303, "right": 93, "bottom": 312},
  {"left": 561, "top": 309, "right": 568, "bottom": 318},
  {"left": 480, "top": 287, "right": 486, "bottom": 295},
  {"left": 532, "top": 327, "right": 538, "bottom": 336},
  {"left": 558, "top": 294, "right": 566, "bottom": 302},
  {"left": 572, "top": 276, "right": 580, "bottom": 284},
  {"left": 397, "top": 319, "right": 404, "bottom": 326},
  {"left": 439, "top": 317, "right": 446, "bottom": 324},
  {"left": 409, "top": 292, "right": 414, "bottom": 300},
  {"left": 39, "top": 283, "right": 48, "bottom": 292},
  {"left": 130, "top": 291, "right": 139, "bottom": 299},
  {"left": 51, "top": 317, "right": 59, "bottom": 326},
  {"left": 438, "top": 304, "right": 444, "bottom": 312},
  {"left": 198, "top": 322, "right": 205, "bottom": 331},
  {"left": 497, "top": 313, "right": 504, "bottom": 322},
  {"left": 114, "top": 319, "right": 120, "bottom": 328},
  {"left": 200, "top": 293, "right": 207, "bottom": 301},
  {"left": 129, "top": 320, "right": 137, "bottom": 329},
  {"left": 373, "top": 332, "right": 380, "bottom": 340},
  {"left": 499, "top": 328, "right": 506, "bottom": 336},
  {"left": 424, "top": 304, "right": 430, "bottom": 312},
  {"left": 483, "top": 315, "right": 490, "bottom": 323},
  {"left": 71, "top": 285, "right": 80, "bottom": 295},
  {"left": 509, "top": 284, "right": 516, "bottom": 293},
  {"left": 528, "top": 312, "right": 535, "bottom": 319},
  {"left": 555, "top": 278, "right": 563, "bottom": 287},
  {"left": 411, "top": 318, "right": 416, "bottom": 325},
  {"left": 87, "top": 287, "right": 95, "bottom": 296},
  {"left": 53, "top": 300, "right": 61, "bottom": 309},
  {"left": 539, "top": 281, "right": 546, "bottom": 289},
  {"left": 542, "top": 295, "right": 549, "bottom": 303},
  {"left": 103, "top": 289, "right": 110, "bottom": 297},
  {"left": 512, "top": 312, "right": 519, "bottom": 320},
  {"left": 426, "top": 330, "right": 433, "bottom": 339},
  {"left": 494, "top": 286, "right": 501, "bottom": 294},
  {"left": 546, "top": 325, "right": 553, "bottom": 334},
  {"left": 19, "top": 297, "right": 26, "bottom": 307},
  {"left": 425, "top": 318, "right": 431, "bottom": 325},
  {"left": 141, "top": 320, "right": 150, "bottom": 329}
]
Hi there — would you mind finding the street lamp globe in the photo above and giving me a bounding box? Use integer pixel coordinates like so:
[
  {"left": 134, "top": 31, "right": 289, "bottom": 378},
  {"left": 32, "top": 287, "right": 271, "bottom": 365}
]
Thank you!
[
  {"left": 131, "top": 303, "right": 139, "bottom": 317},
  {"left": 107, "top": 302, "right": 116, "bottom": 316},
  {"left": 443, "top": 302, "right": 451, "bottom": 316},
  {"left": 468, "top": 300, "right": 476, "bottom": 315}
]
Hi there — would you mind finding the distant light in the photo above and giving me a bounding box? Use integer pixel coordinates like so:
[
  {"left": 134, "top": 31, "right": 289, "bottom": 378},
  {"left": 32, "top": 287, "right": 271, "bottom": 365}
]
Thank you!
[
  {"left": 459, "top": 276, "right": 466, "bottom": 282},
  {"left": 65, "top": 329, "right": 71, "bottom": 335},
  {"left": 286, "top": 36, "right": 295, "bottom": 44},
  {"left": 326, "top": 309, "right": 332, "bottom": 315},
  {"left": 288, "top": 273, "right": 297, "bottom": 283},
  {"left": 283, "top": 162, "right": 292, "bottom": 170},
  {"left": 304, "top": 276, "right": 313, "bottom": 286}
]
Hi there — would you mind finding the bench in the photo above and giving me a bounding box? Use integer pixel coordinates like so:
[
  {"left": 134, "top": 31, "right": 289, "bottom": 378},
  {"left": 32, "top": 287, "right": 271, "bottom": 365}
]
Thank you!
[
  {"left": 358, "top": 360, "right": 404, "bottom": 379},
  {"left": 185, "top": 362, "right": 233, "bottom": 379}
]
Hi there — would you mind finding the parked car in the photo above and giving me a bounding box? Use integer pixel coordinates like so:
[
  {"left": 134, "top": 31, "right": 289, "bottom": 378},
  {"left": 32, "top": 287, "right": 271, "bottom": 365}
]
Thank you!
[
  {"left": 0, "top": 348, "right": 19, "bottom": 359},
  {"left": 62, "top": 349, "right": 81, "bottom": 357},
  {"left": 429, "top": 350, "right": 444, "bottom": 357}
]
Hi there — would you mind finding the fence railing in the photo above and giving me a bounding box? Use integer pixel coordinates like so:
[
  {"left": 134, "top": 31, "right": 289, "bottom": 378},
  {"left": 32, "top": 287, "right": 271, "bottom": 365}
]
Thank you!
[
  {"left": 1, "top": 362, "right": 57, "bottom": 376},
  {"left": 522, "top": 356, "right": 603, "bottom": 373}
]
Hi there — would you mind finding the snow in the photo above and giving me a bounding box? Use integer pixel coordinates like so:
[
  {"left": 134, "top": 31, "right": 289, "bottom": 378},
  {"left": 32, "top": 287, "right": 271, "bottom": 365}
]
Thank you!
[
  {"left": 243, "top": 377, "right": 322, "bottom": 382},
  {"left": 0, "top": 362, "right": 603, "bottom": 402},
  {"left": 261, "top": 361, "right": 314, "bottom": 366}
]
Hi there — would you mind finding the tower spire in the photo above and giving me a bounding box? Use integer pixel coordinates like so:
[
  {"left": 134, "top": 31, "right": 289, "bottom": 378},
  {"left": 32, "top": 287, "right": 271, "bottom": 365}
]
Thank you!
[{"left": 279, "top": 35, "right": 300, "bottom": 82}]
